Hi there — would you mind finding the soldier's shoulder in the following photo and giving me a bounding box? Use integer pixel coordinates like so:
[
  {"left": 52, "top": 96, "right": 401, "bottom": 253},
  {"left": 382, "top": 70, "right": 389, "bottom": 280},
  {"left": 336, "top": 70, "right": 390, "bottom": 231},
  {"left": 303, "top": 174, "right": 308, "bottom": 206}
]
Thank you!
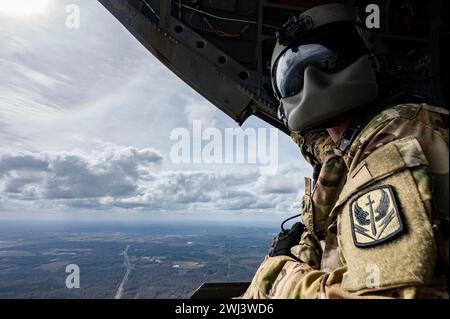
[
  {"left": 356, "top": 103, "right": 448, "bottom": 145},
  {"left": 362, "top": 103, "right": 448, "bottom": 136},
  {"left": 345, "top": 103, "right": 449, "bottom": 168}
]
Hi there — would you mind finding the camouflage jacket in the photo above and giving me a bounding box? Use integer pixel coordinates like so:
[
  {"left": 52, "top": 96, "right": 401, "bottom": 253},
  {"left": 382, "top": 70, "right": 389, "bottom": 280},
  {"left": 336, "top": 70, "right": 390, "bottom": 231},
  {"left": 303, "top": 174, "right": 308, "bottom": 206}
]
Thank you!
[{"left": 241, "top": 103, "right": 449, "bottom": 299}]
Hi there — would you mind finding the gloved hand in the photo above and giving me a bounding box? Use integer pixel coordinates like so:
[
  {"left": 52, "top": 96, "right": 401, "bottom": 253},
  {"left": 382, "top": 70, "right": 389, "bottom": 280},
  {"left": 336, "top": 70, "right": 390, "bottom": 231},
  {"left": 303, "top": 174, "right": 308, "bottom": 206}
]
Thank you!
[{"left": 269, "top": 222, "right": 305, "bottom": 261}]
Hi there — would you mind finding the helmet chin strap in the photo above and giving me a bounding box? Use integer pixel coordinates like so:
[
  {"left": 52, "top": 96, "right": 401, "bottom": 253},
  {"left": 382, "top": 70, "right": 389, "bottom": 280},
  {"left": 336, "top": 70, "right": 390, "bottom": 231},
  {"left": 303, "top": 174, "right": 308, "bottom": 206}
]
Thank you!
[{"left": 282, "top": 54, "right": 379, "bottom": 133}]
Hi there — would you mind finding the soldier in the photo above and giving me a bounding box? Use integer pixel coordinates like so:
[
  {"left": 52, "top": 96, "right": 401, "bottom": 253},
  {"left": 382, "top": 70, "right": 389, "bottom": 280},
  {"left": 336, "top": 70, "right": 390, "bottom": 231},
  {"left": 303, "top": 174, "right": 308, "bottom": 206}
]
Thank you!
[{"left": 241, "top": 3, "right": 448, "bottom": 299}]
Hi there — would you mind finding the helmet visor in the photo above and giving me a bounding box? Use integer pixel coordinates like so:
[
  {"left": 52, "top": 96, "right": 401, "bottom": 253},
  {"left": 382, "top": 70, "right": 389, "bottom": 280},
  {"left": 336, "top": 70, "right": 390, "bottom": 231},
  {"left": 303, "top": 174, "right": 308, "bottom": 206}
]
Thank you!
[
  {"left": 273, "top": 44, "right": 338, "bottom": 99},
  {"left": 272, "top": 22, "right": 367, "bottom": 100}
]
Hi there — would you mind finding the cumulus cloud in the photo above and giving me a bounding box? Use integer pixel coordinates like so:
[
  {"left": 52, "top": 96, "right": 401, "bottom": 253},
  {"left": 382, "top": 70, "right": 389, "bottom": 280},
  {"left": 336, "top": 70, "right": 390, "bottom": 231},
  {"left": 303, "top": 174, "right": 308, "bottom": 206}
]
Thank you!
[
  {"left": 0, "top": 145, "right": 163, "bottom": 201},
  {"left": 0, "top": 145, "right": 307, "bottom": 215}
]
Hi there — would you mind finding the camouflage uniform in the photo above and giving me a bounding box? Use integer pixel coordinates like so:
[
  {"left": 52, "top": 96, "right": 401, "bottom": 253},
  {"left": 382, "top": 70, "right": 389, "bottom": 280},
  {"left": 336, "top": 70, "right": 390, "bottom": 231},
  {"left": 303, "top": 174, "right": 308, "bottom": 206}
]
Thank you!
[{"left": 241, "top": 103, "right": 449, "bottom": 299}]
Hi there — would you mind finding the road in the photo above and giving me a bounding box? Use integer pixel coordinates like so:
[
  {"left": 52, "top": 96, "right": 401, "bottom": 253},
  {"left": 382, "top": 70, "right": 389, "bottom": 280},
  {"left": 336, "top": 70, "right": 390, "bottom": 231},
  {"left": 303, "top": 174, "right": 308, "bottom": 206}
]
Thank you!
[{"left": 114, "top": 245, "right": 131, "bottom": 299}]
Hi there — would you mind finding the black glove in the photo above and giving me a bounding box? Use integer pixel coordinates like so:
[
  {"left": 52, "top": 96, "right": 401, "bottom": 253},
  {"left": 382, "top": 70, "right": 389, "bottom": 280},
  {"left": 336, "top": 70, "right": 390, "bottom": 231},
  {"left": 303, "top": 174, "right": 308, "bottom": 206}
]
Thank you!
[{"left": 268, "top": 222, "right": 305, "bottom": 261}]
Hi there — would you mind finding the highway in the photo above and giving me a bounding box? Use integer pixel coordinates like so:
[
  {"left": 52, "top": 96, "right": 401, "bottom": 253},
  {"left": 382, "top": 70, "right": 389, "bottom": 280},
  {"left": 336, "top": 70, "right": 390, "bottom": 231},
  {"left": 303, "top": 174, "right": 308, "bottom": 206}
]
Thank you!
[{"left": 114, "top": 245, "right": 131, "bottom": 299}]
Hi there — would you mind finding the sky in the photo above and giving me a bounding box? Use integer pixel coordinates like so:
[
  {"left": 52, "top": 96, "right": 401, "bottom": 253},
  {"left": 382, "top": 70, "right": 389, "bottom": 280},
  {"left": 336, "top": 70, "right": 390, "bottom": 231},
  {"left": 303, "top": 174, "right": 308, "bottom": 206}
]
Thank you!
[{"left": 0, "top": 0, "right": 311, "bottom": 223}]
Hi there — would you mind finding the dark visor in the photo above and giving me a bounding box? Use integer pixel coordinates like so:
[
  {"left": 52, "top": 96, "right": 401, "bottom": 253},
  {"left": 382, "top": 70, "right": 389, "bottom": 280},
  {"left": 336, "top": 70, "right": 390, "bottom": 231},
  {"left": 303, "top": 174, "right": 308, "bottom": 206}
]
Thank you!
[
  {"left": 272, "top": 22, "right": 367, "bottom": 100},
  {"left": 273, "top": 44, "right": 338, "bottom": 99}
]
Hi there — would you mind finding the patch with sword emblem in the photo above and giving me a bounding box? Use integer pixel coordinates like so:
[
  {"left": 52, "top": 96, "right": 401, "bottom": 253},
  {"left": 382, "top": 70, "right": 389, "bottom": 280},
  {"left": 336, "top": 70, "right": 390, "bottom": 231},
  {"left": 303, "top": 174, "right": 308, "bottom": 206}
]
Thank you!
[{"left": 349, "top": 185, "right": 404, "bottom": 248}]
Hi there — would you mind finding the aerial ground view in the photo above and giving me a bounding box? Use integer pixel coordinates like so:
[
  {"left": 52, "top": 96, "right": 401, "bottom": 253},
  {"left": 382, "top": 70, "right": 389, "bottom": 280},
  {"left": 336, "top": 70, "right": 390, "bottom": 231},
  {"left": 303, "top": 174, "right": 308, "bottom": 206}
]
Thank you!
[{"left": 0, "top": 221, "right": 275, "bottom": 299}]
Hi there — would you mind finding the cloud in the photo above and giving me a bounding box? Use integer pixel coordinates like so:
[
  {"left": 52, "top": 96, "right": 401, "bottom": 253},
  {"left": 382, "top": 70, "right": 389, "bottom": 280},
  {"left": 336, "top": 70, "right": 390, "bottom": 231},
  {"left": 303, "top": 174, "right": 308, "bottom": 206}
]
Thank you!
[
  {"left": 254, "top": 162, "right": 310, "bottom": 193},
  {"left": 113, "top": 170, "right": 258, "bottom": 209},
  {"left": 0, "top": 145, "right": 306, "bottom": 215},
  {"left": 0, "top": 145, "right": 163, "bottom": 201}
]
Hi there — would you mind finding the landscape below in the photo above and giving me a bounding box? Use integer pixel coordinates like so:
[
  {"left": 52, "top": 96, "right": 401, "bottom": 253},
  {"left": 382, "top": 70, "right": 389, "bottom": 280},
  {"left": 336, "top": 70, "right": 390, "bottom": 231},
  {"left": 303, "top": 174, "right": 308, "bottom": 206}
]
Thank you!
[{"left": 0, "top": 220, "right": 277, "bottom": 298}]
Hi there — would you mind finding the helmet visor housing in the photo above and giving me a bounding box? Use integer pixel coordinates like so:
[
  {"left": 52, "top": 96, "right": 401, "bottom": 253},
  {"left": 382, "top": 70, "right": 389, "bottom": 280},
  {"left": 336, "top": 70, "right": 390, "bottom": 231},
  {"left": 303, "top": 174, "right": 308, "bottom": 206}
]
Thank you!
[{"left": 272, "top": 22, "right": 367, "bottom": 100}]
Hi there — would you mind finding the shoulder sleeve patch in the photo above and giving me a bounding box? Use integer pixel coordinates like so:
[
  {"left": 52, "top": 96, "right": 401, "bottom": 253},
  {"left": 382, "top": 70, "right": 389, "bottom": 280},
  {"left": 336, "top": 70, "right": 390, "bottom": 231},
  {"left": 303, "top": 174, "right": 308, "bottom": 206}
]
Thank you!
[
  {"left": 338, "top": 139, "right": 437, "bottom": 292},
  {"left": 349, "top": 185, "right": 403, "bottom": 248}
]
